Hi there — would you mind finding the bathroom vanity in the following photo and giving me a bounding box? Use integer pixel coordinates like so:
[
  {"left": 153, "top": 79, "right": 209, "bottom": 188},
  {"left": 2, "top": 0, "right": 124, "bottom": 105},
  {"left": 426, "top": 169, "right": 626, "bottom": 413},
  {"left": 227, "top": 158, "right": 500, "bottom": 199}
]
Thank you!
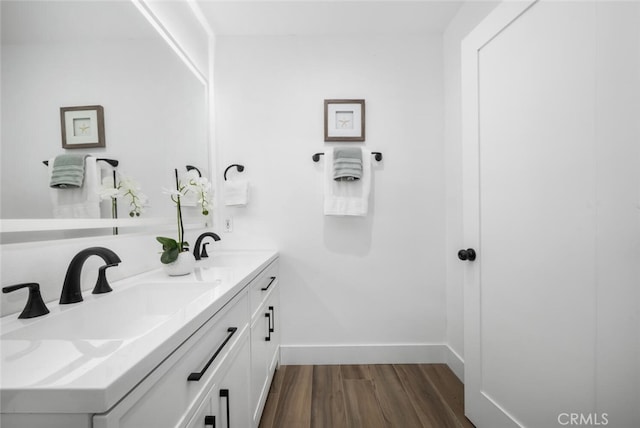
[{"left": 0, "top": 250, "right": 280, "bottom": 428}]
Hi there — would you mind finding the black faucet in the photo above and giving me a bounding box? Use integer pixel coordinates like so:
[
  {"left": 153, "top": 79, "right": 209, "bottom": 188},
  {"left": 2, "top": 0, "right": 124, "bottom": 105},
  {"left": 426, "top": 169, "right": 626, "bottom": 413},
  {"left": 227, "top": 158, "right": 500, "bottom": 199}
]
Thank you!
[
  {"left": 60, "top": 247, "right": 121, "bottom": 304},
  {"left": 193, "top": 232, "right": 221, "bottom": 260},
  {"left": 2, "top": 283, "right": 50, "bottom": 319}
]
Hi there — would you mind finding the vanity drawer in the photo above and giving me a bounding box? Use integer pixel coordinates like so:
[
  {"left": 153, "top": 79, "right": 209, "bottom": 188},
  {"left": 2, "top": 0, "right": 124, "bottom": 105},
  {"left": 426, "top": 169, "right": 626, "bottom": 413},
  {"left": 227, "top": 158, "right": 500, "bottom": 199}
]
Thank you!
[
  {"left": 94, "top": 292, "right": 249, "bottom": 428},
  {"left": 248, "top": 261, "right": 278, "bottom": 321}
]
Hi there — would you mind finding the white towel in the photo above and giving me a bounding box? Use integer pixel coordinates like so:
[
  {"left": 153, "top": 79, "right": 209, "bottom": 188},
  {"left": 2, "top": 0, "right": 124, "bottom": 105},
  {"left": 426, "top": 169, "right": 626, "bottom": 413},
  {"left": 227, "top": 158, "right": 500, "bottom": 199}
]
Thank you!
[
  {"left": 224, "top": 180, "right": 249, "bottom": 206},
  {"left": 324, "top": 148, "right": 371, "bottom": 216},
  {"left": 49, "top": 156, "right": 102, "bottom": 218}
]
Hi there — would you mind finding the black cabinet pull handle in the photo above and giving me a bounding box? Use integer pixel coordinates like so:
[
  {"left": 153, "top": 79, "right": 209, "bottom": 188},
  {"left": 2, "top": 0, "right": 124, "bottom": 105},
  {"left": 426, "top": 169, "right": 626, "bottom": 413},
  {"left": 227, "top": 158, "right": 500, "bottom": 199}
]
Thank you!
[
  {"left": 268, "top": 306, "right": 275, "bottom": 333},
  {"left": 188, "top": 327, "right": 237, "bottom": 381},
  {"left": 261, "top": 276, "right": 276, "bottom": 291},
  {"left": 204, "top": 415, "right": 216, "bottom": 427},
  {"left": 458, "top": 248, "right": 477, "bottom": 261},
  {"left": 265, "top": 313, "right": 272, "bottom": 341},
  {"left": 220, "top": 389, "right": 230, "bottom": 428}
]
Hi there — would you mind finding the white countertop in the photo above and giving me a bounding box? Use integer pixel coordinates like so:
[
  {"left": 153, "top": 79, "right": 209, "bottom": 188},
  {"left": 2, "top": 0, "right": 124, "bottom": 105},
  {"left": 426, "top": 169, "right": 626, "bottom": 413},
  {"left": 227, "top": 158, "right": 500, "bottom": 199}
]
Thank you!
[{"left": 0, "top": 250, "right": 278, "bottom": 414}]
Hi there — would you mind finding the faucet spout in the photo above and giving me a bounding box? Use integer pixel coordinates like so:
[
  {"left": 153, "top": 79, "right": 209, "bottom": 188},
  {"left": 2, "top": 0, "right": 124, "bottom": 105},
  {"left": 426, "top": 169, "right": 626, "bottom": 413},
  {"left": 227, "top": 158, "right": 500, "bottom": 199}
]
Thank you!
[
  {"left": 60, "top": 247, "right": 121, "bottom": 304},
  {"left": 193, "top": 232, "right": 221, "bottom": 260}
]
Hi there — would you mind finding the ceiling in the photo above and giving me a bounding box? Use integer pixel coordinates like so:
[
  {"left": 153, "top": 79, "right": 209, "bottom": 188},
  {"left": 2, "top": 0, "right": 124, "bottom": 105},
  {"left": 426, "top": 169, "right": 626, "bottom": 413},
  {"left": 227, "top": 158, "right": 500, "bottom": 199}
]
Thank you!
[
  {"left": 1, "top": 1, "right": 465, "bottom": 45},
  {"left": 195, "top": 1, "right": 465, "bottom": 36}
]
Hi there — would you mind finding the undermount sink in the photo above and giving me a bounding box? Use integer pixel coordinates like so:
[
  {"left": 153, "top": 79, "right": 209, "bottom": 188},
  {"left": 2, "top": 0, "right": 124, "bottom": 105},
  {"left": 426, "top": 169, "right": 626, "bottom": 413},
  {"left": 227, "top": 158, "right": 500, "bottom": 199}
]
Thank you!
[{"left": 1, "top": 283, "right": 213, "bottom": 341}]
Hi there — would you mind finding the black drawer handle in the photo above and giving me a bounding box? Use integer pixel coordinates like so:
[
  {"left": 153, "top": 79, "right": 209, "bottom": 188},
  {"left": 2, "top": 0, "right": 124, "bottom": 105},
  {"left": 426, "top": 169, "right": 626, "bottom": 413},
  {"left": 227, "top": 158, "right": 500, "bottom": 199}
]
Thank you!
[
  {"left": 268, "top": 306, "right": 275, "bottom": 333},
  {"left": 261, "top": 276, "right": 276, "bottom": 291},
  {"left": 265, "top": 312, "right": 272, "bottom": 341},
  {"left": 204, "top": 415, "right": 215, "bottom": 427},
  {"left": 188, "top": 327, "right": 237, "bottom": 381},
  {"left": 220, "top": 389, "right": 230, "bottom": 428}
]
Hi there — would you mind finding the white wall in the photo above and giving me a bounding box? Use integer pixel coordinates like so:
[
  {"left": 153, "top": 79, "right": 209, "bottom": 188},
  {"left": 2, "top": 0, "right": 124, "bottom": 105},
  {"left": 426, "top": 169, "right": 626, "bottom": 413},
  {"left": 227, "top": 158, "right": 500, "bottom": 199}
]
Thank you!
[
  {"left": 214, "top": 34, "right": 446, "bottom": 363},
  {"left": 443, "top": 1, "right": 498, "bottom": 374}
]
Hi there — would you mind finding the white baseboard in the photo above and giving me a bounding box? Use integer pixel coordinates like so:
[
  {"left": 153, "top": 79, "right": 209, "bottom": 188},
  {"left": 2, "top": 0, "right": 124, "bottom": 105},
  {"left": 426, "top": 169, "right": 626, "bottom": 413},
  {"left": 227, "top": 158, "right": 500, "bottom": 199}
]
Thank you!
[
  {"left": 280, "top": 343, "right": 448, "bottom": 366},
  {"left": 445, "top": 345, "right": 465, "bottom": 382},
  {"left": 280, "top": 343, "right": 466, "bottom": 383}
]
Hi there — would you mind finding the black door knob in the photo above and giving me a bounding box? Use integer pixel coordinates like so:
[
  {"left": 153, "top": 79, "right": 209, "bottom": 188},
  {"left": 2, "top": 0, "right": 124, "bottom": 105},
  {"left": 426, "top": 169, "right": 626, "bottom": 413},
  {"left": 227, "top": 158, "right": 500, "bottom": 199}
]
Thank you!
[{"left": 458, "top": 248, "right": 476, "bottom": 261}]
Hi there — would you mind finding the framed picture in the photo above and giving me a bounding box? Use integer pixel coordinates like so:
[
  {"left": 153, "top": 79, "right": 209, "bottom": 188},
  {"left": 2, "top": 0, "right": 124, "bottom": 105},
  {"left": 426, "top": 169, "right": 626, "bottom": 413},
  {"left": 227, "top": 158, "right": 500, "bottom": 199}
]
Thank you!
[
  {"left": 60, "top": 105, "right": 105, "bottom": 149},
  {"left": 324, "top": 99, "right": 365, "bottom": 142}
]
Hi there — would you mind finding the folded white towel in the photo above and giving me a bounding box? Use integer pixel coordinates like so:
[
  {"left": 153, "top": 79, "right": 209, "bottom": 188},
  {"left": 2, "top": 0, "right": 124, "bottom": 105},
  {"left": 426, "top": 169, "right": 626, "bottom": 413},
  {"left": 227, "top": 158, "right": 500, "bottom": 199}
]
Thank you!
[
  {"left": 224, "top": 180, "right": 249, "bottom": 206},
  {"left": 49, "top": 156, "right": 102, "bottom": 218},
  {"left": 324, "top": 148, "right": 371, "bottom": 216}
]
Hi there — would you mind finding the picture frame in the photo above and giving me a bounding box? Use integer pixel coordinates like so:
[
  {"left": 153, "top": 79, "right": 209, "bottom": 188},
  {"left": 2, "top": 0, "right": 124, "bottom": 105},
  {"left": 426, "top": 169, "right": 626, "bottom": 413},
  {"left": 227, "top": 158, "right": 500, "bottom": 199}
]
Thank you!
[
  {"left": 324, "top": 99, "right": 365, "bottom": 142},
  {"left": 60, "top": 105, "right": 106, "bottom": 149}
]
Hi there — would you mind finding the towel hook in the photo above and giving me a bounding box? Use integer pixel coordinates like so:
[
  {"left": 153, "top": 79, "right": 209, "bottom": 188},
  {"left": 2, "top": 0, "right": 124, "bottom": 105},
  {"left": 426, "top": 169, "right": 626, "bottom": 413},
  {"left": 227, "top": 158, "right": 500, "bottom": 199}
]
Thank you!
[
  {"left": 312, "top": 152, "right": 383, "bottom": 162},
  {"left": 224, "top": 164, "right": 245, "bottom": 181},
  {"left": 186, "top": 165, "right": 202, "bottom": 177}
]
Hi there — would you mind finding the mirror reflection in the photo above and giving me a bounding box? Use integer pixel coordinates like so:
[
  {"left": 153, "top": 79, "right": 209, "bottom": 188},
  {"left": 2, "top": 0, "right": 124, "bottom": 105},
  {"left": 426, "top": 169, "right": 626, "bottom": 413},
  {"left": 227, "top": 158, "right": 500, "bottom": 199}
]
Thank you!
[{"left": 1, "top": 0, "right": 209, "bottom": 223}]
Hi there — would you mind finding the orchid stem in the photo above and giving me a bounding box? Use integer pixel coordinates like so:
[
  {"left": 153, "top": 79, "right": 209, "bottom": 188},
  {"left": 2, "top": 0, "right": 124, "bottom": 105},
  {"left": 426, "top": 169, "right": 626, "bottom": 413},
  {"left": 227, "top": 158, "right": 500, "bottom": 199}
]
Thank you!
[{"left": 174, "top": 169, "right": 185, "bottom": 251}]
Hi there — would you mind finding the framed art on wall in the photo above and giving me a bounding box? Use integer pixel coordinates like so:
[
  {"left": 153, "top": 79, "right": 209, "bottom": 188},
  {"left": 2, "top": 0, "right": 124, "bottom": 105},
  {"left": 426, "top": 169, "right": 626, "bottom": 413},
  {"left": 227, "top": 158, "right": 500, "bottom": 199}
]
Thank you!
[
  {"left": 324, "top": 99, "right": 365, "bottom": 142},
  {"left": 60, "top": 105, "right": 106, "bottom": 149}
]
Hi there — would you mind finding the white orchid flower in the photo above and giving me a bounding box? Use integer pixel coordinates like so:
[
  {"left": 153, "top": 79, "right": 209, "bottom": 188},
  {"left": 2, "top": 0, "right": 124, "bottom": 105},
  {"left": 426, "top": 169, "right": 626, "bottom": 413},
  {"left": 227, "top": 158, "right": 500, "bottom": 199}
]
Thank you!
[{"left": 101, "top": 172, "right": 149, "bottom": 217}]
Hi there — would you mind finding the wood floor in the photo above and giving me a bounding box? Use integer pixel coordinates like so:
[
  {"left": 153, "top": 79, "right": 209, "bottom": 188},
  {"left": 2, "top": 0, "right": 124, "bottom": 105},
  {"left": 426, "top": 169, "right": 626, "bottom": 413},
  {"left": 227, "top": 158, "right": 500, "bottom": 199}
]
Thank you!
[{"left": 259, "top": 364, "right": 475, "bottom": 428}]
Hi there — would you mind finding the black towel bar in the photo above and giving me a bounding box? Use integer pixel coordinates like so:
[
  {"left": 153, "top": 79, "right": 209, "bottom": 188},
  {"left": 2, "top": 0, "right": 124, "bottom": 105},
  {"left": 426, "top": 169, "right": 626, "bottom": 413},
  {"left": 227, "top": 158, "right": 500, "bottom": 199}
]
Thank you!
[
  {"left": 43, "top": 158, "right": 119, "bottom": 167},
  {"left": 312, "top": 152, "right": 382, "bottom": 162}
]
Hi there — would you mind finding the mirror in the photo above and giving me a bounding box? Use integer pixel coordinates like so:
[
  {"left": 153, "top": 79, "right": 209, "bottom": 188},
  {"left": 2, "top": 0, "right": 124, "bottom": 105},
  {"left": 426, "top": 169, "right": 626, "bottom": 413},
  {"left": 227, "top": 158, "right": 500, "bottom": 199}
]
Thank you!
[{"left": 0, "top": 1, "right": 209, "bottom": 238}]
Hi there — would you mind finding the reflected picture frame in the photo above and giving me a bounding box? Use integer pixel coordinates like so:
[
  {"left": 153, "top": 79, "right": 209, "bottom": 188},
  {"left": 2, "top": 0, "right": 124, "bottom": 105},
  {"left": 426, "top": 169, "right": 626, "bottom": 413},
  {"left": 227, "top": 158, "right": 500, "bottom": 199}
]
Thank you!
[
  {"left": 324, "top": 99, "right": 365, "bottom": 142},
  {"left": 60, "top": 105, "right": 106, "bottom": 149}
]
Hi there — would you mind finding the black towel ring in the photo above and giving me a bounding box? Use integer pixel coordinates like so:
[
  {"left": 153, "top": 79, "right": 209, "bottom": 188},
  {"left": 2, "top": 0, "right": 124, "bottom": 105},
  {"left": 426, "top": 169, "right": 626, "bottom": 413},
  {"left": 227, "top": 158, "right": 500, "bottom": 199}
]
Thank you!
[
  {"left": 186, "top": 165, "right": 202, "bottom": 177},
  {"left": 224, "top": 164, "right": 245, "bottom": 181}
]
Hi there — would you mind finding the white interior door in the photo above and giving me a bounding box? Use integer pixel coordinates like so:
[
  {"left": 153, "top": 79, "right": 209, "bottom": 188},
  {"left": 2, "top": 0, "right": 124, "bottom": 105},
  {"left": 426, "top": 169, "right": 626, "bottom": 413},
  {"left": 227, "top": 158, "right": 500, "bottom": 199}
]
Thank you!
[{"left": 461, "top": 1, "right": 640, "bottom": 427}]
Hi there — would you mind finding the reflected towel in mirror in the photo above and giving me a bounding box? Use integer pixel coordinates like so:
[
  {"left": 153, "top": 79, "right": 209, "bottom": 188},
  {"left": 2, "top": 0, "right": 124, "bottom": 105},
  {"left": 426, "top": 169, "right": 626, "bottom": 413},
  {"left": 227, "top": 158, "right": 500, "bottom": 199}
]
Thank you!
[
  {"left": 49, "top": 154, "right": 88, "bottom": 188},
  {"left": 224, "top": 180, "right": 249, "bottom": 206},
  {"left": 49, "top": 156, "right": 102, "bottom": 218}
]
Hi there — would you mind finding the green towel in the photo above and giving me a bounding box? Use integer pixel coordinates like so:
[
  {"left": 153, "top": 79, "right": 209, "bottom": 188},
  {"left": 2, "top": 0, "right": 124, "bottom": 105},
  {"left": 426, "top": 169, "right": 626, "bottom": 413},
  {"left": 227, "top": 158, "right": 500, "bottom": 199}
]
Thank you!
[
  {"left": 333, "top": 148, "right": 363, "bottom": 181},
  {"left": 50, "top": 154, "right": 88, "bottom": 188}
]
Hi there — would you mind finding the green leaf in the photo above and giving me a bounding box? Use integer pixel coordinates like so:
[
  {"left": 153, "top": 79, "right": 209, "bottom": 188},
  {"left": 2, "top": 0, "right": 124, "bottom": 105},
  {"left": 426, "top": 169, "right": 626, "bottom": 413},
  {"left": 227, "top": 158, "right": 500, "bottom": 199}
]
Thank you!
[
  {"left": 156, "top": 236, "right": 178, "bottom": 250},
  {"left": 160, "top": 246, "right": 180, "bottom": 264}
]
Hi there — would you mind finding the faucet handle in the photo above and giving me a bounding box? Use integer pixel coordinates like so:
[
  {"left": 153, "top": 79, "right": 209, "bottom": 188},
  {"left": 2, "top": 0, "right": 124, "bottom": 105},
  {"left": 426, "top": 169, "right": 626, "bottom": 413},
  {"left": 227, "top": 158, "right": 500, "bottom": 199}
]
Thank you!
[
  {"left": 92, "top": 263, "right": 119, "bottom": 295},
  {"left": 2, "top": 283, "right": 50, "bottom": 319},
  {"left": 200, "top": 242, "right": 210, "bottom": 259}
]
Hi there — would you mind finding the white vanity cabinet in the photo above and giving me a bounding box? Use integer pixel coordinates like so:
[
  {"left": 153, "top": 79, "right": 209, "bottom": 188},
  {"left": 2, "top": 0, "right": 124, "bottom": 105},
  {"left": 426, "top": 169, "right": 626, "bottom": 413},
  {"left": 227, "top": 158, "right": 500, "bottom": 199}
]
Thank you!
[
  {"left": 0, "top": 254, "right": 280, "bottom": 428},
  {"left": 248, "top": 263, "right": 280, "bottom": 427}
]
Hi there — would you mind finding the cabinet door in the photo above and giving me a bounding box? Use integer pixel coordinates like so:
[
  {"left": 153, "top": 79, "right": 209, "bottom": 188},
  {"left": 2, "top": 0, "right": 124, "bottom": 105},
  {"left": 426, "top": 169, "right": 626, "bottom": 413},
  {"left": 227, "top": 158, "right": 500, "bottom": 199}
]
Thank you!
[
  {"left": 217, "top": 337, "right": 251, "bottom": 428},
  {"left": 250, "top": 307, "right": 270, "bottom": 426},
  {"left": 264, "top": 289, "right": 280, "bottom": 375},
  {"left": 250, "top": 284, "right": 280, "bottom": 427}
]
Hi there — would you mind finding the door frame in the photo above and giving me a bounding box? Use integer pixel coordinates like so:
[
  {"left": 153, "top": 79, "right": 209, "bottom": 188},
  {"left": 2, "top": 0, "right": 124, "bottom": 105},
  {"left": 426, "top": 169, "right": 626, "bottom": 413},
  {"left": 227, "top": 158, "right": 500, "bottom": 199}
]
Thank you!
[{"left": 460, "top": 1, "right": 537, "bottom": 426}]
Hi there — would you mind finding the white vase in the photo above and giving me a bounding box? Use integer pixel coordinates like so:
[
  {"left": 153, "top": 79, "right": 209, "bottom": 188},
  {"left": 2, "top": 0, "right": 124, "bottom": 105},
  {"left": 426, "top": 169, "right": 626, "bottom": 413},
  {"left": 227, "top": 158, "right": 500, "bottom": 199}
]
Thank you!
[{"left": 163, "top": 251, "right": 196, "bottom": 276}]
